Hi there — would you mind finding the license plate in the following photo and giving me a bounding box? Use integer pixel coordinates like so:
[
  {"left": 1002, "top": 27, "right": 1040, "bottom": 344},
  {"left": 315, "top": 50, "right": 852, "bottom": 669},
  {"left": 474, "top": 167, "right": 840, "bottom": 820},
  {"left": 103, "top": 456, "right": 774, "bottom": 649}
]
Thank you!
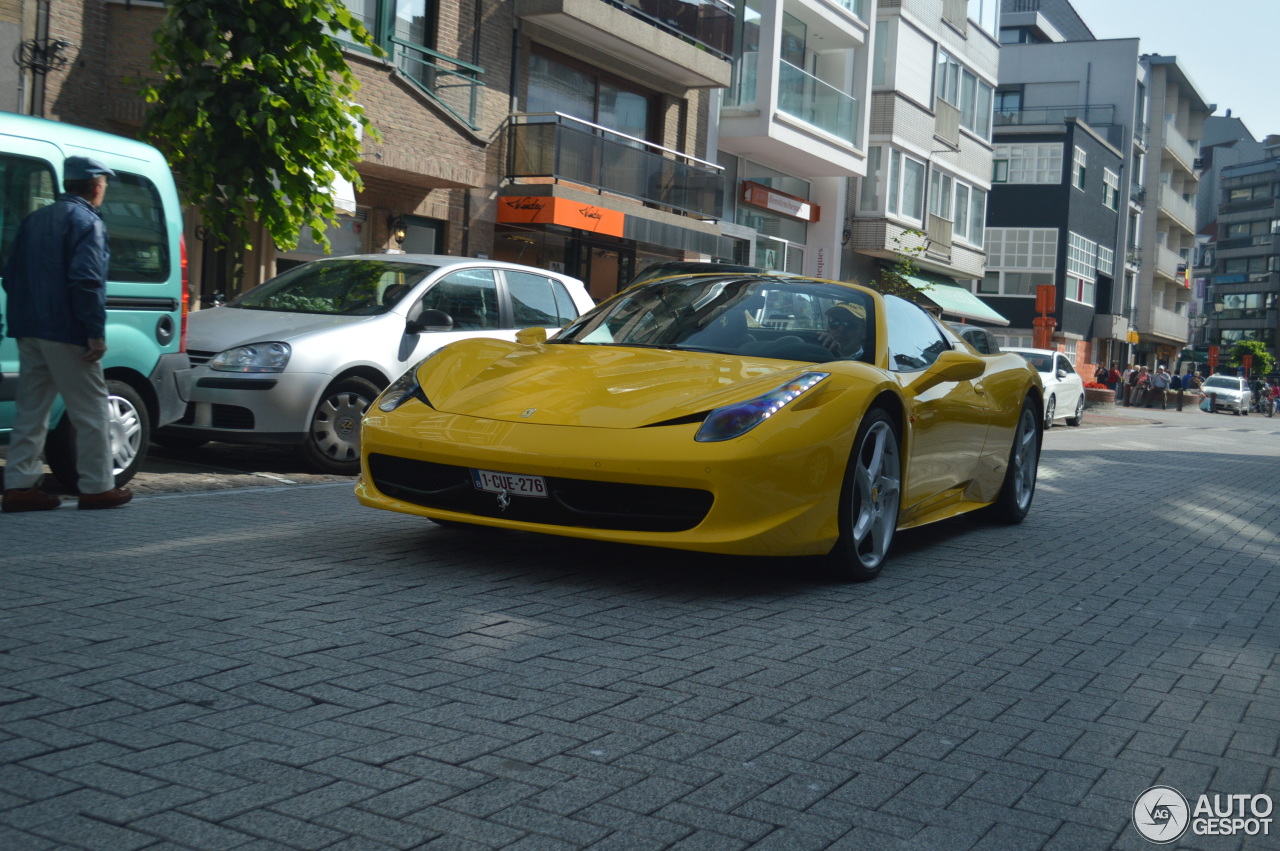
[{"left": 471, "top": 469, "right": 548, "bottom": 498}]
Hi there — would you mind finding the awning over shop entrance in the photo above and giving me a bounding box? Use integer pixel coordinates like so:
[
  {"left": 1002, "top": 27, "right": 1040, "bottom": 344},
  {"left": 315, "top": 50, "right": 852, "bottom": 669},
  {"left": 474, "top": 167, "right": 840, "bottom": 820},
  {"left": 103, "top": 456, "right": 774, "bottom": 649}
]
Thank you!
[{"left": 904, "top": 271, "right": 1010, "bottom": 327}]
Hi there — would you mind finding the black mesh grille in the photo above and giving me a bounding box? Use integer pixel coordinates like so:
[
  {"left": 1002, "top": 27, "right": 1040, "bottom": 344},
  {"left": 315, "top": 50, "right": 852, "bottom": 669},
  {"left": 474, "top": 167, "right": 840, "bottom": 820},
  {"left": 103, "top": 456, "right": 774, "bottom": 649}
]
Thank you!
[{"left": 368, "top": 454, "right": 713, "bottom": 532}]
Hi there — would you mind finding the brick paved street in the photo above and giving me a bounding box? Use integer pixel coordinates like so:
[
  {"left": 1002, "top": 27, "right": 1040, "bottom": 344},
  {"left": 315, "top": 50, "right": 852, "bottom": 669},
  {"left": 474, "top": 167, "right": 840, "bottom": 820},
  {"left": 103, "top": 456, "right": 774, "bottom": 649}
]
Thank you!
[{"left": 2, "top": 413, "right": 1278, "bottom": 850}]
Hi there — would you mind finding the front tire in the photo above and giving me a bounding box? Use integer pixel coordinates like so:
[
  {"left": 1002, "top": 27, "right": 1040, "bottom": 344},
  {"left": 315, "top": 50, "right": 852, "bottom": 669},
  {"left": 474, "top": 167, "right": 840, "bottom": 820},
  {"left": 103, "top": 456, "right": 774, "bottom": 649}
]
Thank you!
[
  {"left": 46, "top": 379, "right": 150, "bottom": 493},
  {"left": 984, "top": 398, "right": 1040, "bottom": 524},
  {"left": 1044, "top": 394, "right": 1056, "bottom": 428},
  {"left": 1065, "top": 394, "right": 1084, "bottom": 427},
  {"left": 823, "top": 409, "right": 901, "bottom": 582},
  {"left": 302, "top": 376, "right": 381, "bottom": 474}
]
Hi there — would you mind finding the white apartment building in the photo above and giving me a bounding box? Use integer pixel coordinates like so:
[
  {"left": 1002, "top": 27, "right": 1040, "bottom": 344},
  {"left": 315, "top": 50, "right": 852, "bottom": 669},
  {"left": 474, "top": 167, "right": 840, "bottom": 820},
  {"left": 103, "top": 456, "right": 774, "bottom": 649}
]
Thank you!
[
  {"left": 716, "top": 0, "right": 876, "bottom": 278},
  {"left": 846, "top": 0, "right": 1001, "bottom": 301}
]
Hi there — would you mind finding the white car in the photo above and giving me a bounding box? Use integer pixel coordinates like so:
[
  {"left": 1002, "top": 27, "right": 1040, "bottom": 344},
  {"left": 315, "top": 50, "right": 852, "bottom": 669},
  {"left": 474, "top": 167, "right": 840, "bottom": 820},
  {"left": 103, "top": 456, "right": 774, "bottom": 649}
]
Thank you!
[
  {"left": 1006, "top": 348, "right": 1086, "bottom": 428},
  {"left": 154, "top": 255, "right": 595, "bottom": 473},
  {"left": 1201, "top": 375, "right": 1252, "bottom": 415}
]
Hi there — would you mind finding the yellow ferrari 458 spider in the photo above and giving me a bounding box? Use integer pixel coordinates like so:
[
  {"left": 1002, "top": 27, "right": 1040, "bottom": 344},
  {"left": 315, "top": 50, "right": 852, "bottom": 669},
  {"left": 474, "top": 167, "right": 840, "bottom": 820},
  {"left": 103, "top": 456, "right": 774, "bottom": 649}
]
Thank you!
[{"left": 356, "top": 273, "right": 1044, "bottom": 580}]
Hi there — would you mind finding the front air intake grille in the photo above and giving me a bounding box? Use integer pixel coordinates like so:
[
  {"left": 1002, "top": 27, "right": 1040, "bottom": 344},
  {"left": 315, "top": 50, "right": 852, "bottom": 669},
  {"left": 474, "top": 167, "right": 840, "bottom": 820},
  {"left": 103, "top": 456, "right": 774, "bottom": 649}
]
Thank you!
[{"left": 368, "top": 454, "right": 713, "bottom": 532}]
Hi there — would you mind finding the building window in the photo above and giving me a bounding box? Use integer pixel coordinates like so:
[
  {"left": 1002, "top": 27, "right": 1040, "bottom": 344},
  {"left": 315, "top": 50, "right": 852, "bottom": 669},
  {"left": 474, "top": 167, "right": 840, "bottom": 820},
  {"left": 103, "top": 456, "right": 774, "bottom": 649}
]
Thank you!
[
  {"left": 929, "top": 170, "right": 953, "bottom": 221},
  {"left": 1103, "top": 168, "right": 1120, "bottom": 210},
  {"left": 872, "top": 20, "right": 889, "bottom": 86},
  {"left": 859, "top": 146, "right": 883, "bottom": 212},
  {"left": 887, "top": 149, "right": 925, "bottom": 222},
  {"left": 992, "top": 143, "right": 1063, "bottom": 184},
  {"left": 1097, "top": 245, "right": 1115, "bottom": 276},
  {"left": 929, "top": 172, "right": 985, "bottom": 247},
  {"left": 935, "top": 50, "right": 993, "bottom": 140},
  {"left": 995, "top": 334, "right": 1035, "bottom": 349},
  {"left": 1066, "top": 232, "right": 1097, "bottom": 279},
  {"left": 528, "top": 50, "right": 653, "bottom": 142},
  {"left": 337, "top": 1, "right": 437, "bottom": 88},
  {"left": 978, "top": 270, "right": 1053, "bottom": 296},
  {"left": 1072, "top": 146, "right": 1087, "bottom": 191},
  {"left": 981, "top": 227, "right": 1056, "bottom": 296}
]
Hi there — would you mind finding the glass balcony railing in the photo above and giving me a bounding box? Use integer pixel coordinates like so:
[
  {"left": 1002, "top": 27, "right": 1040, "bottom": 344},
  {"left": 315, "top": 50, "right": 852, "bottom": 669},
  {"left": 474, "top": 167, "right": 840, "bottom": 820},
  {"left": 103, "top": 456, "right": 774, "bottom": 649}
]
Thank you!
[
  {"left": 506, "top": 113, "right": 724, "bottom": 220},
  {"left": 777, "top": 59, "right": 859, "bottom": 143},
  {"left": 392, "top": 38, "right": 483, "bottom": 130},
  {"left": 602, "top": 0, "right": 736, "bottom": 58},
  {"left": 993, "top": 104, "right": 1116, "bottom": 127}
]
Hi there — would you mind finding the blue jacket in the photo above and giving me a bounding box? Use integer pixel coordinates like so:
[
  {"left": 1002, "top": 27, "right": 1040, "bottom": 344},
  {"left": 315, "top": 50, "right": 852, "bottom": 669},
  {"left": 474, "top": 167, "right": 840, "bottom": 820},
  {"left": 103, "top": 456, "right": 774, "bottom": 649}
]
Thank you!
[{"left": 1, "top": 193, "right": 110, "bottom": 346}]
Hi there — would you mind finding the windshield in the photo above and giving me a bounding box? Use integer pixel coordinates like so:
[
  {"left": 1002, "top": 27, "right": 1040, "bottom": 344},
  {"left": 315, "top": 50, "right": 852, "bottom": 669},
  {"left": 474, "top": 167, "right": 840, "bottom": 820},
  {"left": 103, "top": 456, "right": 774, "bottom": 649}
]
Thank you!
[
  {"left": 556, "top": 277, "right": 876, "bottom": 364},
  {"left": 1014, "top": 352, "right": 1053, "bottom": 373},
  {"left": 230, "top": 259, "right": 438, "bottom": 315},
  {"left": 1203, "top": 376, "right": 1242, "bottom": 390}
]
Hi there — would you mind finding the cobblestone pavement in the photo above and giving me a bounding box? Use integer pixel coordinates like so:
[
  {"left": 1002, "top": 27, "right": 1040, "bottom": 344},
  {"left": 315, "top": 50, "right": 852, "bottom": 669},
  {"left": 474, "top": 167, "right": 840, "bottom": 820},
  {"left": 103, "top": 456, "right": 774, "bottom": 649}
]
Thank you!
[{"left": 1, "top": 414, "right": 1278, "bottom": 850}]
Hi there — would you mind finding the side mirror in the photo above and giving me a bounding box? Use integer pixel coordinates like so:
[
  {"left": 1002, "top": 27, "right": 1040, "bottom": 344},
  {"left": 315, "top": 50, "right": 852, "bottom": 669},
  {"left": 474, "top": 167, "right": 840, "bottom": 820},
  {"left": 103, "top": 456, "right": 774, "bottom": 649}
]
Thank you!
[
  {"left": 1056, "top": 368, "right": 1068, "bottom": 380},
  {"left": 930, "top": 349, "right": 986, "bottom": 383},
  {"left": 406, "top": 307, "right": 454, "bottom": 334},
  {"left": 515, "top": 326, "right": 548, "bottom": 345}
]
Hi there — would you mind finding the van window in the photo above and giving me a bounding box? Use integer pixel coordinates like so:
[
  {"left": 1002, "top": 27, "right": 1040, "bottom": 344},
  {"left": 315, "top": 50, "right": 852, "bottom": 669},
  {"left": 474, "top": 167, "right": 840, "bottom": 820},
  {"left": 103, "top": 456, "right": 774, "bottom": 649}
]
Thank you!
[
  {"left": 0, "top": 154, "right": 57, "bottom": 270},
  {"left": 99, "top": 172, "right": 170, "bottom": 284}
]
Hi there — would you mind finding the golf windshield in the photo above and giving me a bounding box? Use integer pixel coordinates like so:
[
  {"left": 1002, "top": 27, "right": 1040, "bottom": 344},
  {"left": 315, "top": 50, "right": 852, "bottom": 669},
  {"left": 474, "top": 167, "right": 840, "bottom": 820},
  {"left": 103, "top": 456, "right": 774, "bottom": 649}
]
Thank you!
[
  {"left": 231, "top": 259, "right": 438, "bottom": 315},
  {"left": 555, "top": 277, "right": 875, "bottom": 364}
]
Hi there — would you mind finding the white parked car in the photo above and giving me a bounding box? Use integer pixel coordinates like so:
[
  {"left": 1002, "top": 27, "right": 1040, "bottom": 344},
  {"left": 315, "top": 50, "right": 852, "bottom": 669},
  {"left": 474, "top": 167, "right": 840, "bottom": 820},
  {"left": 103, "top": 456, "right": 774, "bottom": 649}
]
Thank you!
[
  {"left": 1006, "top": 348, "right": 1086, "bottom": 427},
  {"left": 154, "top": 255, "right": 595, "bottom": 472},
  {"left": 1201, "top": 375, "right": 1252, "bottom": 415}
]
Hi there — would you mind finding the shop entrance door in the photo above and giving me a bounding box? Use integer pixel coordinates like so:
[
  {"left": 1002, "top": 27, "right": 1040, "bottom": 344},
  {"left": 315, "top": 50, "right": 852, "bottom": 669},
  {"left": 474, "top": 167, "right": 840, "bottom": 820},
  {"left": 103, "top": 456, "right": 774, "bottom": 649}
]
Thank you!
[{"left": 574, "top": 241, "right": 633, "bottom": 302}]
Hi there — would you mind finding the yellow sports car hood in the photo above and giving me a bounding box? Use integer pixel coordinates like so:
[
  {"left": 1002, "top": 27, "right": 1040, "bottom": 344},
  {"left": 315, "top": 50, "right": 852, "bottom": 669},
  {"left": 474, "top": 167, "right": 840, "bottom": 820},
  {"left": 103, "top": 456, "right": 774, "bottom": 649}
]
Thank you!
[{"left": 416, "top": 338, "right": 820, "bottom": 428}]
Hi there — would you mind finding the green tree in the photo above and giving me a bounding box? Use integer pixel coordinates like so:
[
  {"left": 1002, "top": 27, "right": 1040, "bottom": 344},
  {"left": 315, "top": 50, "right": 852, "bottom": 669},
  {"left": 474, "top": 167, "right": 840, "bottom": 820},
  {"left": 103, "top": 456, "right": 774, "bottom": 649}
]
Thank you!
[
  {"left": 860, "top": 228, "right": 929, "bottom": 303},
  {"left": 1228, "top": 338, "right": 1275, "bottom": 377},
  {"left": 141, "top": 0, "right": 382, "bottom": 253}
]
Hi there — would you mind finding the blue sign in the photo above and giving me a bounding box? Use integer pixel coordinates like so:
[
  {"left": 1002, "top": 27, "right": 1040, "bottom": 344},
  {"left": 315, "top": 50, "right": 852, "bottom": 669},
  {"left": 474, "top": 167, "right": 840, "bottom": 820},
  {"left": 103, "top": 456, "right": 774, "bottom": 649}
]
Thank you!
[{"left": 1214, "top": 274, "right": 1248, "bottom": 284}]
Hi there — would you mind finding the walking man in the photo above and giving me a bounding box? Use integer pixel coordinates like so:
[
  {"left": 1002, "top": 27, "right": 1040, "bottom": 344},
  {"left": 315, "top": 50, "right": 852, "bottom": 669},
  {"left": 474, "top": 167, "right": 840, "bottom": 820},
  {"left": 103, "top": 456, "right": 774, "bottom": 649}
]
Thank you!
[{"left": 1, "top": 156, "right": 132, "bottom": 512}]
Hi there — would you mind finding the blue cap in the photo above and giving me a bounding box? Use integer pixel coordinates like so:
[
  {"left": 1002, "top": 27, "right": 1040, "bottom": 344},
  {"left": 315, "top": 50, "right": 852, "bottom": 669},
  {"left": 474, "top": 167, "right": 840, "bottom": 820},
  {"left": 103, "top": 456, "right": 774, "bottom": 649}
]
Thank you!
[{"left": 64, "top": 156, "right": 115, "bottom": 181}]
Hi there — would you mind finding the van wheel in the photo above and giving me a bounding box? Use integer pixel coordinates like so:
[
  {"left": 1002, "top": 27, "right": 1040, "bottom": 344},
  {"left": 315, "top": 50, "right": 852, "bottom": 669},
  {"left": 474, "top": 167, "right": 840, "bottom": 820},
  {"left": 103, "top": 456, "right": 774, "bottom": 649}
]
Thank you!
[
  {"left": 302, "top": 376, "right": 381, "bottom": 474},
  {"left": 46, "top": 380, "right": 150, "bottom": 493}
]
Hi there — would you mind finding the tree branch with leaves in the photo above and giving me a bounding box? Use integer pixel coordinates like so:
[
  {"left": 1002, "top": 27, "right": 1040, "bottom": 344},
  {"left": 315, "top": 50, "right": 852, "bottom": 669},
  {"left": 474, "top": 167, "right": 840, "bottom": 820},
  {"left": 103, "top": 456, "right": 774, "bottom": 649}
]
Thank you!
[{"left": 142, "top": 0, "right": 383, "bottom": 254}]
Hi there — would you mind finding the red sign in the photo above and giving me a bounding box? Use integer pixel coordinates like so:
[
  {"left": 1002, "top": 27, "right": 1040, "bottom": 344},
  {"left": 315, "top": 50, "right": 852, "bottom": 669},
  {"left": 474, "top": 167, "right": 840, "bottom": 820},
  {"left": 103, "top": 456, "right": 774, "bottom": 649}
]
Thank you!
[
  {"left": 1208, "top": 345, "right": 1219, "bottom": 373},
  {"left": 1242, "top": 353, "right": 1253, "bottom": 378},
  {"left": 497, "top": 196, "right": 625, "bottom": 237},
  {"left": 1035, "top": 284, "right": 1056, "bottom": 314},
  {"left": 740, "top": 181, "right": 820, "bottom": 222}
]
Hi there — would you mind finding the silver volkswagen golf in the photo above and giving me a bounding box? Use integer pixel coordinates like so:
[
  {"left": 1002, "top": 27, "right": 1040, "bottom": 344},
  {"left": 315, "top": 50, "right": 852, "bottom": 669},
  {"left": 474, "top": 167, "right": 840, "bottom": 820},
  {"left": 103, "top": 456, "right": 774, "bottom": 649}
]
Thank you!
[{"left": 154, "top": 255, "right": 595, "bottom": 473}]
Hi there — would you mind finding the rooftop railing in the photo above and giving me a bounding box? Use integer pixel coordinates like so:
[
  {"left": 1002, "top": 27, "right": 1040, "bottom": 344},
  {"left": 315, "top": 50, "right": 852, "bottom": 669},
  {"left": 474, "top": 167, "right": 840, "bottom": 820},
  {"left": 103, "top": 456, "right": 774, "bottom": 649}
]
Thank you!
[{"left": 993, "top": 103, "right": 1116, "bottom": 127}]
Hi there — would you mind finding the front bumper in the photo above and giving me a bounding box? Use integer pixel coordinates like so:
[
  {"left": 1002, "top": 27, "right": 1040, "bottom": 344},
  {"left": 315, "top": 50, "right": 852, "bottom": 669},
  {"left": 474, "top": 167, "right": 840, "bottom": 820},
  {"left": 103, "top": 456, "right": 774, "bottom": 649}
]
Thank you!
[
  {"left": 355, "top": 402, "right": 854, "bottom": 557},
  {"left": 156, "top": 369, "right": 330, "bottom": 445}
]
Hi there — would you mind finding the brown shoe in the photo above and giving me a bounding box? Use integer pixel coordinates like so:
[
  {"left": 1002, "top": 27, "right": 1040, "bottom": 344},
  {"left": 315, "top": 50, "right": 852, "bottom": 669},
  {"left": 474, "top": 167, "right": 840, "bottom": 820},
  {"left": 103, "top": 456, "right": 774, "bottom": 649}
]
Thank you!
[
  {"left": 78, "top": 488, "right": 133, "bottom": 510},
  {"left": 2, "top": 487, "right": 63, "bottom": 513}
]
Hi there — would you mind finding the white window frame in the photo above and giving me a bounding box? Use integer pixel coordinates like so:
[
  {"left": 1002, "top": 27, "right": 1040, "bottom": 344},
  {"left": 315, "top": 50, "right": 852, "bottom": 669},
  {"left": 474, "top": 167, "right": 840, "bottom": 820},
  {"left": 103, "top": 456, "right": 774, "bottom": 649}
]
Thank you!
[
  {"left": 992, "top": 143, "right": 1063, "bottom": 185},
  {"left": 936, "top": 50, "right": 994, "bottom": 140},
  {"left": 1103, "top": 168, "right": 1120, "bottom": 210},
  {"left": 1097, "top": 245, "right": 1115, "bottom": 276},
  {"left": 977, "top": 270, "right": 1054, "bottom": 297},
  {"left": 981, "top": 227, "right": 1057, "bottom": 297},
  {"left": 887, "top": 148, "right": 926, "bottom": 223},
  {"left": 1072, "top": 146, "right": 1087, "bottom": 191}
]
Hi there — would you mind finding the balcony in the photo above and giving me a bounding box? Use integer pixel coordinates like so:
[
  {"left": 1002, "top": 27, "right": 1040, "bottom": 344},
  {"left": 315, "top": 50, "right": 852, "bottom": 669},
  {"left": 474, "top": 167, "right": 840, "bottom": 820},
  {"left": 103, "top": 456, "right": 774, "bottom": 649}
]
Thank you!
[
  {"left": 506, "top": 113, "right": 724, "bottom": 220},
  {"left": 1129, "top": 182, "right": 1145, "bottom": 207},
  {"left": 1157, "top": 184, "right": 1196, "bottom": 234},
  {"left": 777, "top": 59, "right": 860, "bottom": 144},
  {"left": 1154, "top": 244, "right": 1184, "bottom": 282},
  {"left": 942, "top": 0, "right": 968, "bottom": 33},
  {"left": 993, "top": 103, "right": 1116, "bottom": 128},
  {"left": 721, "top": 51, "right": 865, "bottom": 176},
  {"left": 935, "top": 99, "right": 960, "bottom": 148},
  {"left": 1161, "top": 119, "right": 1198, "bottom": 174},
  {"left": 514, "top": 0, "right": 732, "bottom": 89},
  {"left": 390, "top": 40, "right": 484, "bottom": 130},
  {"left": 1150, "top": 305, "right": 1188, "bottom": 341}
]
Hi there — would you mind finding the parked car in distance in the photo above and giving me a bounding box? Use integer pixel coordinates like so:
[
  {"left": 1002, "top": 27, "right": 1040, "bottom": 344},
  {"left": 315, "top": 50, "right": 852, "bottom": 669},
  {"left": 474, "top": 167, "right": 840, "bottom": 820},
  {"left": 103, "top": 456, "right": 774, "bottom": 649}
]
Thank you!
[
  {"left": 1005, "top": 347, "right": 1085, "bottom": 427},
  {"left": 0, "top": 113, "right": 190, "bottom": 491},
  {"left": 152, "top": 255, "right": 594, "bottom": 473},
  {"left": 1201, "top": 374, "right": 1252, "bottom": 415},
  {"left": 948, "top": 323, "right": 1002, "bottom": 355}
]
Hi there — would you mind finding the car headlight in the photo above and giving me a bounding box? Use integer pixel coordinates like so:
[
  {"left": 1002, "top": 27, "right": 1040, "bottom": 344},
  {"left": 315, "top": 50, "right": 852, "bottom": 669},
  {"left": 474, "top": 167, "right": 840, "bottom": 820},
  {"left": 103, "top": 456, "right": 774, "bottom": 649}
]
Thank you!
[
  {"left": 695, "top": 372, "right": 829, "bottom": 442},
  {"left": 210, "top": 342, "right": 291, "bottom": 373},
  {"left": 377, "top": 350, "right": 444, "bottom": 412}
]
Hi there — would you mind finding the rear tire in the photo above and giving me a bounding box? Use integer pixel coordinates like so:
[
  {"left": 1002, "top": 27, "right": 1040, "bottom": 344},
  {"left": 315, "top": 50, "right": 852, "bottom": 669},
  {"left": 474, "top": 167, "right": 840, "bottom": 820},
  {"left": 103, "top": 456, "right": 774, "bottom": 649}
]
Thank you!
[
  {"left": 1044, "top": 395, "right": 1056, "bottom": 428},
  {"left": 985, "top": 397, "right": 1041, "bottom": 524},
  {"left": 46, "top": 379, "right": 150, "bottom": 493},
  {"left": 302, "top": 376, "right": 381, "bottom": 474},
  {"left": 822, "top": 408, "right": 901, "bottom": 582}
]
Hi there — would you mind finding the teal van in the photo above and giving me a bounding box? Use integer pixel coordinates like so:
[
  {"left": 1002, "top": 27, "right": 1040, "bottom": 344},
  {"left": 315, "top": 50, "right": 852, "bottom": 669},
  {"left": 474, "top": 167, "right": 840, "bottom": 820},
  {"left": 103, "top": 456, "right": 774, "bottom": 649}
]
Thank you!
[{"left": 0, "top": 114, "right": 189, "bottom": 489}]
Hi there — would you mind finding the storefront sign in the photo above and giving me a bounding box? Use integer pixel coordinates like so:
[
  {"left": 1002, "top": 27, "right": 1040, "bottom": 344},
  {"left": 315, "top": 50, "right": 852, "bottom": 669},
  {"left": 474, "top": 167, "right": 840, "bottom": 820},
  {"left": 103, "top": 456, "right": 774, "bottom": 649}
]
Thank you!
[
  {"left": 740, "top": 181, "right": 819, "bottom": 222},
  {"left": 497, "top": 196, "right": 624, "bottom": 237}
]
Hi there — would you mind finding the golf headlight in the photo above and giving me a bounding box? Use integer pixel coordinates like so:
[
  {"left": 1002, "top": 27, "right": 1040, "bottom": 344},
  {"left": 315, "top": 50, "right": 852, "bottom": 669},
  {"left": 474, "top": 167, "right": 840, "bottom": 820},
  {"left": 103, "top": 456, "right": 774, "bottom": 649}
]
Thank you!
[
  {"left": 210, "top": 342, "right": 291, "bottom": 373},
  {"left": 695, "top": 372, "right": 829, "bottom": 442}
]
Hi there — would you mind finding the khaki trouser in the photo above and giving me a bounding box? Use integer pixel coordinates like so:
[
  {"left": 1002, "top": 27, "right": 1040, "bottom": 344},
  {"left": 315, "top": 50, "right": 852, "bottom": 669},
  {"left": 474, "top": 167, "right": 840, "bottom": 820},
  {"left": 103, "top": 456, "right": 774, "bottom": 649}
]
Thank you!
[{"left": 5, "top": 338, "right": 114, "bottom": 494}]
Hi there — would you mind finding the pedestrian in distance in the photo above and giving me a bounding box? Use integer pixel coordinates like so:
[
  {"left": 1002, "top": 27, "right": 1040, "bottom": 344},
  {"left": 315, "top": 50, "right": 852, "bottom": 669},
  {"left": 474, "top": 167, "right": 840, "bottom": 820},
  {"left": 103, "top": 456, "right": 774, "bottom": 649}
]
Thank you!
[
  {"left": 1108, "top": 362, "right": 1122, "bottom": 395},
  {"left": 1148, "top": 365, "right": 1170, "bottom": 410},
  {"left": 1, "top": 156, "right": 133, "bottom": 512},
  {"left": 1123, "top": 363, "right": 1138, "bottom": 406}
]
